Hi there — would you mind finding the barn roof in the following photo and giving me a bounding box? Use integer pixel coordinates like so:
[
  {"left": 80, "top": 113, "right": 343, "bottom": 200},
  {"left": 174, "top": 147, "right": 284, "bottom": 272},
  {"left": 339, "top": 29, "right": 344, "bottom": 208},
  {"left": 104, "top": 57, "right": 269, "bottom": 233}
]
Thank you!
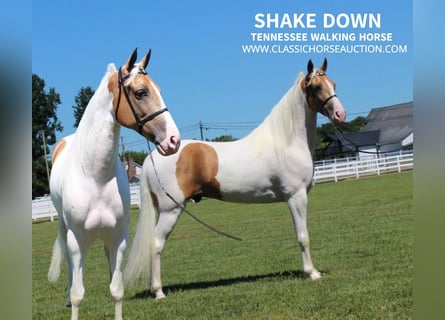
[
  {"left": 325, "top": 130, "right": 380, "bottom": 146},
  {"left": 364, "top": 102, "right": 413, "bottom": 145},
  {"left": 324, "top": 130, "right": 380, "bottom": 155}
]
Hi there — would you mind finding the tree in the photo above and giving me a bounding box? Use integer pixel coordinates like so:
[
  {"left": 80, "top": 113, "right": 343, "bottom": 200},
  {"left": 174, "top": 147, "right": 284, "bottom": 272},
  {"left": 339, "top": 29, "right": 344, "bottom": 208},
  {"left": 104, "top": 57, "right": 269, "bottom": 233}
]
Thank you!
[
  {"left": 339, "top": 116, "right": 367, "bottom": 134},
  {"left": 32, "top": 74, "right": 63, "bottom": 198},
  {"left": 211, "top": 134, "right": 237, "bottom": 142},
  {"left": 315, "top": 116, "right": 367, "bottom": 149},
  {"left": 120, "top": 150, "right": 148, "bottom": 165},
  {"left": 73, "top": 86, "right": 95, "bottom": 127}
]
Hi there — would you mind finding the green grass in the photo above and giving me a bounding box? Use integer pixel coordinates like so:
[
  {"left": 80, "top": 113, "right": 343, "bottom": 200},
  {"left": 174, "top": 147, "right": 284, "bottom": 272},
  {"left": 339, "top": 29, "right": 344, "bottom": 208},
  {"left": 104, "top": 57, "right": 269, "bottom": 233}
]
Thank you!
[{"left": 33, "top": 171, "right": 413, "bottom": 319}]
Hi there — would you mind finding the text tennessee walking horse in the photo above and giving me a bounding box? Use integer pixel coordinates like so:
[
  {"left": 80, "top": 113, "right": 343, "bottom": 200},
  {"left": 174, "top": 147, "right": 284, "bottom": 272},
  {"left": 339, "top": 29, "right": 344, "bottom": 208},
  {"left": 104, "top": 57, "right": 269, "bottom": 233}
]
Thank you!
[
  {"left": 48, "top": 49, "right": 180, "bottom": 320},
  {"left": 124, "top": 59, "right": 346, "bottom": 299}
]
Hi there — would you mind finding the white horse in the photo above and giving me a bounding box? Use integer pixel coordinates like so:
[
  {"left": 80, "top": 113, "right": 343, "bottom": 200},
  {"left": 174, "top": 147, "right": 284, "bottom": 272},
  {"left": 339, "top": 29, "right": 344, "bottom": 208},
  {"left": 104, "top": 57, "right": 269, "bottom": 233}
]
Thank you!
[
  {"left": 48, "top": 49, "right": 180, "bottom": 320},
  {"left": 124, "top": 59, "right": 346, "bottom": 299}
]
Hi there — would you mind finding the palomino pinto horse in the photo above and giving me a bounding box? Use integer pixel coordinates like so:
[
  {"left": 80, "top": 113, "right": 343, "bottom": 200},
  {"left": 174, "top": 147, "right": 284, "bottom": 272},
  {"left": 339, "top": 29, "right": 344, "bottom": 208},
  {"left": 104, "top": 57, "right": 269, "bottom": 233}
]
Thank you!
[
  {"left": 48, "top": 49, "right": 180, "bottom": 320},
  {"left": 124, "top": 59, "right": 346, "bottom": 299}
]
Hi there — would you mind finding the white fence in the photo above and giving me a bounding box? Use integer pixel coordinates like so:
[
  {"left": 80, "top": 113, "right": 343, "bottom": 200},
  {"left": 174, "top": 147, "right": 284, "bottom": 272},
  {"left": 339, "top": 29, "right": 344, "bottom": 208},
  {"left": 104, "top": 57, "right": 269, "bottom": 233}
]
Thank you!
[
  {"left": 129, "top": 183, "right": 141, "bottom": 207},
  {"left": 313, "top": 151, "right": 413, "bottom": 183},
  {"left": 32, "top": 184, "right": 141, "bottom": 222},
  {"left": 32, "top": 196, "right": 58, "bottom": 222},
  {"left": 32, "top": 152, "right": 413, "bottom": 221}
]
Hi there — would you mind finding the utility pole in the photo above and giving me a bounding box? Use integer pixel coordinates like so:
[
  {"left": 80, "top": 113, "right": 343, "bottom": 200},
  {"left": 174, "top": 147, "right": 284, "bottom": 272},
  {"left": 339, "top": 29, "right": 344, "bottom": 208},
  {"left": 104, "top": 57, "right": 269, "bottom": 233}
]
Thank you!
[
  {"left": 120, "top": 136, "right": 127, "bottom": 154},
  {"left": 199, "top": 120, "right": 204, "bottom": 140},
  {"left": 41, "top": 130, "right": 50, "bottom": 185},
  {"left": 120, "top": 136, "right": 127, "bottom": 163}
]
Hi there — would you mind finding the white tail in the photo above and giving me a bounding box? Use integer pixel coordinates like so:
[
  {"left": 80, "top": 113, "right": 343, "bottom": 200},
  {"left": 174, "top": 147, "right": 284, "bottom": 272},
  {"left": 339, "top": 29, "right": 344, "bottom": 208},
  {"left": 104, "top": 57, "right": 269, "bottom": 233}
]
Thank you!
[
  {"left": 48, "top": 234, "right": 64, "bottom": 282},
  {"left": 124, "top": 173, "right": 156, "bottom": 288}
]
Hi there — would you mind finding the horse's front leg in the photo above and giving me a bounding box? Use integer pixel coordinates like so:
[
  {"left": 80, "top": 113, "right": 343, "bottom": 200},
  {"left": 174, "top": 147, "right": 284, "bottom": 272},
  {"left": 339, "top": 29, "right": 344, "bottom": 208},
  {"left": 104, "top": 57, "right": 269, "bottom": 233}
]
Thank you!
[
  {"left": 288, "top": 190, "right": 321, "bottom": 280},
  {"left": 66, "top": 229, "right": 86, "bottom": 320},
  {"left": 152, "top": 206, "right": 183, "bottom": 299},
  {"left": 106, "top": 232, "right": 127, "bottom": 320}
]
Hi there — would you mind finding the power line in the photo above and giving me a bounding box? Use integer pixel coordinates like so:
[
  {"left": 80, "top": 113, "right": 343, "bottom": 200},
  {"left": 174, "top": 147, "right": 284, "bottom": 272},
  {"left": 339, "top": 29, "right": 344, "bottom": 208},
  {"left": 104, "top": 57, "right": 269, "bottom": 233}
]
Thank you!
[{"left": 120, "top": 112, "right": 373, "bottom": 150}]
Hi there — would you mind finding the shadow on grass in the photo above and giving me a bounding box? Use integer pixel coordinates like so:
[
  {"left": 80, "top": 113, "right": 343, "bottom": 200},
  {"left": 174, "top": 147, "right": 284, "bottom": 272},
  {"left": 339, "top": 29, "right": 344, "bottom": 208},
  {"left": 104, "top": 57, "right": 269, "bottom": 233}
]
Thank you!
[{"left": 131, "top": 269, "right": 327, "bottom": 300}]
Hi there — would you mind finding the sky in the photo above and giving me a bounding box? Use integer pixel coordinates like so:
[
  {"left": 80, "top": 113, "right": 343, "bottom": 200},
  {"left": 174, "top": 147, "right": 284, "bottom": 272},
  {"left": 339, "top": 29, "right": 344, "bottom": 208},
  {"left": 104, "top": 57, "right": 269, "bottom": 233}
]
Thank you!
[{"left": 32, "top": 0, "right": 412, "bottom": 152}]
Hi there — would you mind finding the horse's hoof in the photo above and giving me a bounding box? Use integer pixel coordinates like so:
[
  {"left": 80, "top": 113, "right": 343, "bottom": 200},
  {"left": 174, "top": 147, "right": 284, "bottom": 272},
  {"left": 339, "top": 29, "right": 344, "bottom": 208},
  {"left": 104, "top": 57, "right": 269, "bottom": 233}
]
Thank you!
[
  {"left": 155, "top": 293, "right": 166, "bottom": 300},
  {"left": 310, "top": 270, "right": 321, "bottom": 280}
]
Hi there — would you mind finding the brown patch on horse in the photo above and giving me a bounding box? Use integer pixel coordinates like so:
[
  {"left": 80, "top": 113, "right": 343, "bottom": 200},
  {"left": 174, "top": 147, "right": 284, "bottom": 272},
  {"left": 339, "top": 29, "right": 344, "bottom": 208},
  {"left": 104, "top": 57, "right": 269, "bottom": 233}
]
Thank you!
[
  {"left": 107, "top": 73, "right": 137, "bottom": 131},
  {"left": 51, "top": 139, "right": 66, "bottom": 164},
  {"left": 301, "top": 74, "right": 318, "bottom": 112},
  {"left": 176, "top": 143, "right": 222, "bottom": 200},
  {"left": 302, "top": 70, "right": 335, "bottom": 115},
  {"left": 108, "top": 70, "right": 165, "bottom": 133}
]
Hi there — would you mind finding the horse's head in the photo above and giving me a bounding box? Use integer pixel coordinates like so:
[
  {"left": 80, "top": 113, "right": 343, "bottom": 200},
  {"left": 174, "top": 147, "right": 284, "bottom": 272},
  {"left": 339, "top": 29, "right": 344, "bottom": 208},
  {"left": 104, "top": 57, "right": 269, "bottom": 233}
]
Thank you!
[
  {"left": 108, "top": 48, "right": 180, "bottom": 156},
  {"left": 301, "top": 58, "right": 346, "bottom": 125}
]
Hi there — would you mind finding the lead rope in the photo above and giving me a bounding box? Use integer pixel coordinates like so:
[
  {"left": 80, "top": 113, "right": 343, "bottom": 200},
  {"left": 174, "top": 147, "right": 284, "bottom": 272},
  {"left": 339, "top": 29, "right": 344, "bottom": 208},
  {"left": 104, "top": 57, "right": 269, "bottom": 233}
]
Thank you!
[
  {"left": 333, "top": 126, "right": 403, "bottom": 155},
  {"left": 145, "top": 142, "right": 242, "bottom": 241},
  {"left": 333, "top": 126, "right": 357, "bottom": 152}
]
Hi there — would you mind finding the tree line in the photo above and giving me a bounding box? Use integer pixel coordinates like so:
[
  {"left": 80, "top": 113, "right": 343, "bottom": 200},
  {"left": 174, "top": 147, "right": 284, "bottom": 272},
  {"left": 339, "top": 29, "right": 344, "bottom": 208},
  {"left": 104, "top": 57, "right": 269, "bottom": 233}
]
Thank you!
[
  {"left": 32, "top": 74, "right": 93, "bottom": 198},
  {"left": 32, "top": 73, "right": 366, "bottom": 198}
]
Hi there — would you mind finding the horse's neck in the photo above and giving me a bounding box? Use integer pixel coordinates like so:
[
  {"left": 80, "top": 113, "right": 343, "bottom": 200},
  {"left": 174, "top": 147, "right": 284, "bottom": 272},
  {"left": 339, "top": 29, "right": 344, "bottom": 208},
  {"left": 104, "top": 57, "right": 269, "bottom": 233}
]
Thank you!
[
  {"left": 245, "top": 76, "right": 317, "bottom": 156},
  {"left": 74, "top": 81, "right": 121, "bottom": 181},
  {"left": 291, "top": 88, "right": 318, "bottom": 157}
]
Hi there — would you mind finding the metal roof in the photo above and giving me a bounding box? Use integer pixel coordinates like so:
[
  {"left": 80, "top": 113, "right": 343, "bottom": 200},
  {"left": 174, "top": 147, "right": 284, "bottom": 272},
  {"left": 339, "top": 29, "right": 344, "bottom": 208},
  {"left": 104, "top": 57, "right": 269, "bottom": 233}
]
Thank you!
[
  {"left": 324, "top": 130, "right": 380, "bottom": 155},
  {"left": 364, "top": 102, "right": 413, "bottom": 145}
]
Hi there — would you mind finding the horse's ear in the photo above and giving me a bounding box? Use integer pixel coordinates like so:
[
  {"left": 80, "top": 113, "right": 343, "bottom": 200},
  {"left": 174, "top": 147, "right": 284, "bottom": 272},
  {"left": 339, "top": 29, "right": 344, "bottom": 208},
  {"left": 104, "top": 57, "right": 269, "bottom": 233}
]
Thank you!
[
  {"left": 321, "top": 58, "right": 328, "bottom": 72},
  {"left": 307, "top": 59, "right": 314, "bottom": 75},
  {"left": 140, "top": 49, "right": 152, "bottom": 70},
  {"left": 122, "top": 48, "right": 138, "bottom": 73}
]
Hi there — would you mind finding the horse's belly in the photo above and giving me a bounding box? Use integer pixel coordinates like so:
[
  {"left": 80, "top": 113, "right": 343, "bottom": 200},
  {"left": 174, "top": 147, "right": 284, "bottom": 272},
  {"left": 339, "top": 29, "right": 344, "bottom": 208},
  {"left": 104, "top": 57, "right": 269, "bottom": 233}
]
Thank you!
[
  {"left": 218, "top": 174, "right": 284, "bottom": 203},
  {"left": 220, "top": 188, "right": 283, "bottom": 203}
]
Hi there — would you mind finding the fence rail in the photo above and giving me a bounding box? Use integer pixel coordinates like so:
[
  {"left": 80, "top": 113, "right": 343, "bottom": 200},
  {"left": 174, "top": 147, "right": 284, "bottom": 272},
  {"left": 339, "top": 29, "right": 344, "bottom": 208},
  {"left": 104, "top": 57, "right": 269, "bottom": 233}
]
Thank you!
[
  {"left": 32, "top": 184, "right": 141, "bottom": 222},
  {"left": 313, "top": 152, "right": 413, "bottom": 183},
  {"left": 31, "top": 197, "right": 58, "bottom": 222},
  {"left": 32, "top": 152, "right": 413, "bottom": 221}
]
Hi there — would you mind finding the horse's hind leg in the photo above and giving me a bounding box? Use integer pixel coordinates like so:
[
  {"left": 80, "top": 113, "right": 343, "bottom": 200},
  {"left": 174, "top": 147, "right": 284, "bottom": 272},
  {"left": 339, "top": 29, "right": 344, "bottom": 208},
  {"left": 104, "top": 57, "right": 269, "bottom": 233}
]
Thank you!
[
  {"left": 106, "top": 232, "right": 127, "bottom": 320},
  {"left": 152, "top": 206, "right": 183, "bottom": 299},
  {"left": 288, "top": 191, "right": 321, "bottom": 280}
]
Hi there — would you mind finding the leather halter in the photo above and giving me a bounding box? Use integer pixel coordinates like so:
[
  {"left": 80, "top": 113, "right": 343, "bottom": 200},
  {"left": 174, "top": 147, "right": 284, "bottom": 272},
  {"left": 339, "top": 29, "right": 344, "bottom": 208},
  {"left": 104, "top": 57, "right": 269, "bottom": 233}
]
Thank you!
[
  {"left": 115, "top": 67, "right": 168, "bottom": 134},
  {"left": 321, "top": 94, "right": 338, "bottom": 108},
  {"left": 305, "top": 71, "right": 337, "bottom": 115}
]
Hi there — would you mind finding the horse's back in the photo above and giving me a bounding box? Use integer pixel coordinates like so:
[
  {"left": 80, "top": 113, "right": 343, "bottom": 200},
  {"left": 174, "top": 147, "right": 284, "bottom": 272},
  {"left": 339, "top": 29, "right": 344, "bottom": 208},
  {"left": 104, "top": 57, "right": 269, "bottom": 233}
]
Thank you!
[{"left": 146, "top": 139, "right": 293, "bottom": 203}]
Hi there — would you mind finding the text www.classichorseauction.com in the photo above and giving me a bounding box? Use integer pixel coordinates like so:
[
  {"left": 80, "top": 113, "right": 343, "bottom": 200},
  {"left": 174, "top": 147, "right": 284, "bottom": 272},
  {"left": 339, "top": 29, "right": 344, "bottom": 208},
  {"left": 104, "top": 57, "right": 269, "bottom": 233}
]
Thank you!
[{"left": 242, "top": 12, "right": 409, "bottom": 55}]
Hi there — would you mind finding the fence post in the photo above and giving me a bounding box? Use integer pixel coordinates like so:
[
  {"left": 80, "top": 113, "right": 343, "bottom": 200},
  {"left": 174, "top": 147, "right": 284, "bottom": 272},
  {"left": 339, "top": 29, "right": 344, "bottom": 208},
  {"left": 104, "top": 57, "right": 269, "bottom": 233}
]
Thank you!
[
  {"left": 376, "top": 158, "right": 380, "bottom": 176},
  {"left": 334, "top": 160, "right": 338, "bottom": 183},
  {"left": 308, "top": 151, "right": 412, "bottom": 188},
  {"left": 355, "top": 160, "right": 359, "bottom": 179}
]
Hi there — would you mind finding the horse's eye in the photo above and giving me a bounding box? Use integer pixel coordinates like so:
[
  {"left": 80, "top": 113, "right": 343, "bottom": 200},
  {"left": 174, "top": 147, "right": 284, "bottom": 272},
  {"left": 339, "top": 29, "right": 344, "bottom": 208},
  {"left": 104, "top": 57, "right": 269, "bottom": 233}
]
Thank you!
[{"left": 135, "top": 89, "right": 148, "bottom": 100}]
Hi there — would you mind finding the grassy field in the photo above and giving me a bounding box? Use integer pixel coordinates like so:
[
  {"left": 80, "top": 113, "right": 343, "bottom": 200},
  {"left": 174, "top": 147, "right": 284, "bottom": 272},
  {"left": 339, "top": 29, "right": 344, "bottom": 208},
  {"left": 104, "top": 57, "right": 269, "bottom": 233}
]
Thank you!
[{"left": 32, "top": 171, "right": 413, "bottom": 319}]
